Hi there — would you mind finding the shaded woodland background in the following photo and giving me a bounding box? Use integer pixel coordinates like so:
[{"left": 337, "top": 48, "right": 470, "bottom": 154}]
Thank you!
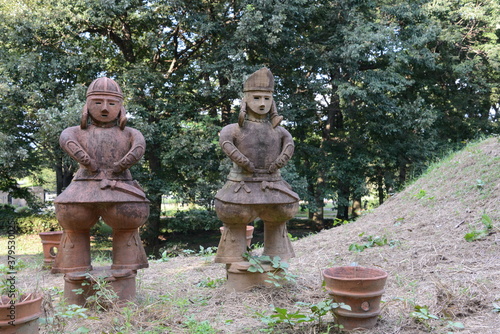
[{"left": 0, "top": 0, "right": 498, "bottom": 254}]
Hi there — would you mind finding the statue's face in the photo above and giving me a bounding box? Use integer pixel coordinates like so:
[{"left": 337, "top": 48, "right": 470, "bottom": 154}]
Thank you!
[
  {"left": 245, "top": 91, "right": 273, "bottom": 115},
  {"left": 87, "top": 94, "right": 122, "bottom": 124}
]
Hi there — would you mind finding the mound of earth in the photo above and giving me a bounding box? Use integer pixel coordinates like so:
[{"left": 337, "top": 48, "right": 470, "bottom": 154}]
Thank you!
[{"left": 290, "top": 136, "right": 500, "bottom": 333}]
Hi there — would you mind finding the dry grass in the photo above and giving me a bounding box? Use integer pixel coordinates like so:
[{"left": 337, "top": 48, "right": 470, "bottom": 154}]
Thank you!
[{"left": 3, "top": 137, "right": 500, "bottom": 333}]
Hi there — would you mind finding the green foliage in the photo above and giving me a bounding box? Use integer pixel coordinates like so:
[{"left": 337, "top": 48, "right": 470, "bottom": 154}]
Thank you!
[
  {"left": 41, "top": 287, "right": 94, "bottom": 334},
  {"left": 414, "top": 189, "right": 434, "bottom": 200},
  {"left": 0, "top": 205, "right": 60, "bottom": 234},
  {"left": 410, "top": 304, "right": 464, "bottom": 331},
  {"left": 182, "top": 316, "right": 217, "bottom": 334},
  {"left": 257, "top": 300, "right": 351, "bottom": 331},
  {"left": 464, "top": 214, "right": 495, "bottom": 242},
  {"left": 411, "top": 305, "right": 439, "bottom": 321},
  {"left": 161, "top": 209, "right": 220, "bottom": 233},
  {"left": 348, "top": 233, "right": 400, "bottom": 252},
  {"left": 243, "top": 253, "right": 297, "bottom": 287},
  {"left": 80, "top": 273, "right": 119, "bottom": 311},
  {"left": 196, "top": 277, "right": 225, "bottom": 288},
  {"left": 16, "top": 213, "right": 60, "bottom": 234}
]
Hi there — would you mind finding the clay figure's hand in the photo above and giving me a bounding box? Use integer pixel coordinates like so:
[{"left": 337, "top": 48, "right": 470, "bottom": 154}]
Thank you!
[
  {"left": 242, "top": 160, "right": 256, "bottom": 173},
  {"left": 112, "top": 162, "right": 123, "bottom": 174},
  {"left": 268, "top": 162, "right": 278, "bottom": 174},
  {"left": 88, "top": 159, "right": 99, "bottom": 173}
]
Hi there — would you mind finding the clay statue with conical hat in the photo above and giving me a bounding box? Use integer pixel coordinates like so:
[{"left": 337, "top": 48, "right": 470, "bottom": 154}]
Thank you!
[
  {"left": 214, "top": 68, "right": 299, "bottom": 265},
  {"left": 52, "top": 77, "right": 149, "bottom": 274}
]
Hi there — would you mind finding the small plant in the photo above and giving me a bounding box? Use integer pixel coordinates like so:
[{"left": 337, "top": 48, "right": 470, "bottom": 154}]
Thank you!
[
  {"left": 243, "top": 253, "right": 297, "bottom": 287},
  {"left": 79, "top": 273, "right": 119, "bottom": 310},
  {"left": 182, "top": 316, "right": 217, "bottom": 334},
  {"left": 464, "top": 214, "right": 495, "bottom": 242},
  {"left": 257, "top": 300, "right": 351, "bottom": 331},
  {"left": 298, "top": 299, "right": 351, "bottom": 326},
  {"left": 410, "top": 305, "right": 439, "bottom": 321},
  {"left": 157, "top": 249, "right": 173, "bottom": 262},
  {"left": 263, "top": 306, "right": 312, "bottom": 328},
  {"left": 196, "top": 277, "right": 225, "bottom": 288},
  {"left": 41, "top": 287, "right": 93, "bottom": 334},
  {"left": 348, "top": 233, "right": 399, "bottom": 252},
  {"left": 197, "top": 245, "right": 217, "bottom": 256}
]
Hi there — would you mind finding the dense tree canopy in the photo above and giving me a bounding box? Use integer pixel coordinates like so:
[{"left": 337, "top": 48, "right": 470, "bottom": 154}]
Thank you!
[{"left": 0, "top": 0, "right": 498, "bottom": 249}]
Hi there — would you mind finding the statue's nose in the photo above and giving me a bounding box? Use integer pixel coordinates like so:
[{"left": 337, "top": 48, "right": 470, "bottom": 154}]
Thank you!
[{"left": 101, "top": 101, "right": 109, "bottom": 112}]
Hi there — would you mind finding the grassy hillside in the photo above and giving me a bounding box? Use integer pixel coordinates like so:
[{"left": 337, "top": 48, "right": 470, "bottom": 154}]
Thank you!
[{"left": 2, "top": 137, "right": 499, "bottom": 333}]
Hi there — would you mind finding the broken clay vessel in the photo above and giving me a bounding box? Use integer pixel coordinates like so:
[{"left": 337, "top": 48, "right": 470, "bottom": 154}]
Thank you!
[{"left": 323, "top": 266, "right": 388, "bottom": 330}]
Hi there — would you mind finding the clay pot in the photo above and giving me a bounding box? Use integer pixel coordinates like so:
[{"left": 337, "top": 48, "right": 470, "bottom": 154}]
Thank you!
[
  {"left": 38, "top": 231, "right": 63, "bottom": 268},
  {"left": 0, "top": 293, "right": 43, "bottom": 334},
  {"left": 323, "top": 266, "right": 388, "bottom": 330},
  {"left": 219, "top": 225, "right": 254, "bottom": 248}
]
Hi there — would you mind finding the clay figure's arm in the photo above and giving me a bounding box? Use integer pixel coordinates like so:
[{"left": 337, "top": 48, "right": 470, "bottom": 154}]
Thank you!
[
  {"left": 268, "top": 127, "right": 294, "bottom": 173},
  {"left": 219, "top": 125, "right": 255, "bottom": 173},
  {"left": 112, "top": 128, "right": 146, "bottom": 173},
  {"left": 59, "top": 127, "right": 98, "bottom": 172}
]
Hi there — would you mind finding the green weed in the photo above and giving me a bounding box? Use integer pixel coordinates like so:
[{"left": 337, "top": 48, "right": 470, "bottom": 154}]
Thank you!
[
  {"left": 182, "top": 316, "right": 217, "bottom": 334},
  {"left": 348, "top": 233, "right": 400, "bottom": 252},
  {"left": 40, "top": 287, "right": 94, "bottom": 334},
  {"left": 410, "top": 304, "right": 464, "bottom": 331},
  {"left": 196, "top": 277, "right": 225, "bottom": 288},
  {"left": 464, "top": 214, "right": 495, "bottom": 242},
  {"left": 257, "top": 300, "right": 351, "bottom": 331},
  {"left": 243, "top": 253, "right": 297, "bottom": 287}
]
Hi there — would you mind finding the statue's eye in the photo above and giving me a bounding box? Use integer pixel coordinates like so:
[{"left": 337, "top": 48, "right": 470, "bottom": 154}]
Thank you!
[
  {"left": 110, "top": 103, "right": 115, "bottom": 106},
  {"left": 95, "top": 102, "right": 101, "bottom": 105},
  {"left": 254, "top": 96, "right": 259, "bottom": 100},
  {"left": 265, "top": 97, "right": 270, "bottom": 100}
]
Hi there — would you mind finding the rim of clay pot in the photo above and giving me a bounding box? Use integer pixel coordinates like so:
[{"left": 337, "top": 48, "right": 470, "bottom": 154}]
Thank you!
[
  {"left": 323, "top": 266, "right": 388, "bottom": 281},
  {"left": 0, "top": 293, "right": 43, "bottom": 306},
  {"left": 39, "top": 231, "right": 63, "bottom": 236}
]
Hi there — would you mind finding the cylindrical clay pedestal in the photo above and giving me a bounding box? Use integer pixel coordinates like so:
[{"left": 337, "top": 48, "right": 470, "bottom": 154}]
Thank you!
[{"left": 63, "top": 268, "right": 137, "bottom": 306}]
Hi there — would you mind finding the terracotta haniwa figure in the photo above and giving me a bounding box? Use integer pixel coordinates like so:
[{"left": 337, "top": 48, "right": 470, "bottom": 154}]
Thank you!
[
  {"left": 52, "top": 77, "right": 149, "bottom": 274},
  {"left": 215, "top": 68, "right": 299, "bottom": 263}
]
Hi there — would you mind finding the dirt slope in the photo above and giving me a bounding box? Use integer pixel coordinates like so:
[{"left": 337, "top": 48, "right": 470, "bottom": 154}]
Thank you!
[{"left": 290, "top": 136, "right": 500, "bottom": 333}]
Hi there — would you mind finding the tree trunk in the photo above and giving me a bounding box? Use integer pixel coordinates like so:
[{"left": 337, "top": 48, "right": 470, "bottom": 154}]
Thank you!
[
  {"left": 219, "top": 75, "right": 232, "bottom": 126},
  {"left": 336, "top": 183, "right": 350, "bottom": 221},
  {"left": 142, "top": 141, "right": 163, "bottom": 257},
  {"left": 398, "top": 159, "right": 407, "bottom": 187},
  {"left": 312, "top": 177, "right": 324, "bottom": 230},
  {"left": 352, "top": 197, "right": 362, "bottom": 218},
  {"left": 377, "top": 172, "right": 384, "bottom": 205},
  {"left": 55, "top": 158, "right": 74, "bottom": 195}
]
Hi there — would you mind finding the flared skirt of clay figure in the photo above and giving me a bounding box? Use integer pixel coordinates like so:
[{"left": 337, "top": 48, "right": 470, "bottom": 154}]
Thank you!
[
  {"left": 52, "top": 181, "right": 149, "bottom": 273},
  {"left": 214, "top": 200, "right": 299, "bottom": 263}
]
